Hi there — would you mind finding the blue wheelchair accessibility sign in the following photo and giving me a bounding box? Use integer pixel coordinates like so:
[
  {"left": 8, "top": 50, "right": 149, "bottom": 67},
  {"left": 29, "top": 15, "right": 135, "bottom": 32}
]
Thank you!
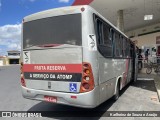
[{"left": 69, "top": 83, "right": 77, "bottom": 92}]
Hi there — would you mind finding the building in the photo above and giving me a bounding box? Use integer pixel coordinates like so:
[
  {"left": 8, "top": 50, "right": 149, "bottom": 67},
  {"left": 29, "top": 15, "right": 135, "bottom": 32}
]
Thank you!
[
  {"left": 6, "top": 50, "right": 21, "bottom": 64},
  {"left": 0, "top": 51, "right": 21, "bottom": 66},
  {"left": 0, "top": 56, "right": 7, "bottom": 66},
  {"left": 126, "top": 23, "right": 160, "bottom": 59}
]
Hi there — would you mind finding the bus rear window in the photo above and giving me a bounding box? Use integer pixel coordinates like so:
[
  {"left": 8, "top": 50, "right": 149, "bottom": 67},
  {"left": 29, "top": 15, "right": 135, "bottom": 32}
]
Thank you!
[{"left": 23, "top": 14, "right": 82, "bottom": 49}]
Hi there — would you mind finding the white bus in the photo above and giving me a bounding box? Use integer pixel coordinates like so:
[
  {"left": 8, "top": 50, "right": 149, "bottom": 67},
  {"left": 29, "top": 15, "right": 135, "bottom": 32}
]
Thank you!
[{"left": 21, "top": 5, "right": 138, "bottom": 108}]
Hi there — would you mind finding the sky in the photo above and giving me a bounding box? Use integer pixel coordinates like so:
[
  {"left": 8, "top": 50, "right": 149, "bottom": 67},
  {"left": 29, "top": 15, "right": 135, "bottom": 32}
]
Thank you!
[{"left": 0, "top": 0, "right": 75, "bottom": 56}]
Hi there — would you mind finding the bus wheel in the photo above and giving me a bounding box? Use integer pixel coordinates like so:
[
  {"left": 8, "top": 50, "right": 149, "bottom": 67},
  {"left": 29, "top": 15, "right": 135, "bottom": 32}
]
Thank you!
[{"left": 113, "top": 81, "right": 120, "bottom": 101}]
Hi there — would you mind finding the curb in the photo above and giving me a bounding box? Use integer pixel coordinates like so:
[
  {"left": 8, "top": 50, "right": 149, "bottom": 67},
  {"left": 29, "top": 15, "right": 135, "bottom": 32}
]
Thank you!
[{"left": 153, "top": 75, "right": 160, "bottom": 102}]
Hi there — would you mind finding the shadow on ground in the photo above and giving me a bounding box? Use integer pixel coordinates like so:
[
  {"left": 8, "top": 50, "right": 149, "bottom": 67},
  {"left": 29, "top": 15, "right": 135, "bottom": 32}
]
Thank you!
[
  {"left": 131, "top": 79, "right": 156, "bottom": 92},
  {"left": 27, "top": 77, "right": 156, "bottom": 119},
  {"left": 27, "top": 96, "right": 116, "bottom": 119},
  {"left": 27, "top": 85, "right": 131, "bottom": 119}
]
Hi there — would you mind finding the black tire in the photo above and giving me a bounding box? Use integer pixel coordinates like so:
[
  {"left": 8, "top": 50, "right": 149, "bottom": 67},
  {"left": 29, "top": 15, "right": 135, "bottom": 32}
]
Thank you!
[
  {"left": 146, "top": 67, "right": 152, "bottom": 74},
  {"left": 113, "top": 81, "right": 120, "bottom": 101}
]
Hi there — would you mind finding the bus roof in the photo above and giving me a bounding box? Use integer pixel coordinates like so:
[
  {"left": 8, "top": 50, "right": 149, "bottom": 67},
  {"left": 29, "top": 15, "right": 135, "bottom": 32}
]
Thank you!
[
  {"left": 23, "top": 5, "right": 85, "bottom": 23},
  {"left": 23, "top": 5, "right": 128, "bottom": 39}
]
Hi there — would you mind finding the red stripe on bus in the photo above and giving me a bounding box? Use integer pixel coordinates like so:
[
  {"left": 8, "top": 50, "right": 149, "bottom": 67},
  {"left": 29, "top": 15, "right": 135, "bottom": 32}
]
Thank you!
[
  {"left": 72, "top": 0, "right": 93, "bottom": 5},
  {"left": 122, "top": 59, "right": 129, "bottom": 87},
  {"left": 38, "top": 44, "right": 62, "bottom": 48},
  {"left": 23, "top": 64, "right": 82, "bottom": 73}
]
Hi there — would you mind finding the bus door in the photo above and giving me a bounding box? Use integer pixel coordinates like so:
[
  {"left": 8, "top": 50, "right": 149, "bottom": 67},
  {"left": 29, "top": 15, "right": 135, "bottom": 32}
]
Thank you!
[{"left": 131, "top": 43, "right": 138, "bottom": 82}]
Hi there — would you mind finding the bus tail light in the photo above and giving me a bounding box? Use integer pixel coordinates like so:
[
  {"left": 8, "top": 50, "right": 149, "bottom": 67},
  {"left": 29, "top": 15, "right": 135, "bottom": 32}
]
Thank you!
[
  {"left": 20, "top": 62, "right": 23, "bottom": 74},
  {"left": 21, "top": 75, "right": 26, "bottom": 87},
  {"left": 82, "top": 83, "right": 90, "bottom": 89},
  {"left": 20, "top": 62, "right": 26, "bottom": 87},
  {"left": 80, "top": 62, "right": 94, "bottom": 93}
]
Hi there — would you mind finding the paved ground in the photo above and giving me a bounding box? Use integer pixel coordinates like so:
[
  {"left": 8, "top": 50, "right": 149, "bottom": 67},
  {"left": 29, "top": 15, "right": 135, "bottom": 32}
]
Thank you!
[
  {"left": 0, "top": 65, "right": 160, "bottom": 120},
  {"left": 153, "top": 75, "right": 160, "bottom": 101},
  {"left": 137, "top": 70, "right": 160, "bottom": 102}
]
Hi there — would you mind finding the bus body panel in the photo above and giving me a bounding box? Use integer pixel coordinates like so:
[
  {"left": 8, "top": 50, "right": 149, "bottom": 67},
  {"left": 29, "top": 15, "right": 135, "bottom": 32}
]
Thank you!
[
  {"left": 22, "top": 86, "right": 100, "bottom": 108},
  {"left": 99, "top": 77, "right": 116, "bottom": 103},
  {"left": 98, "top": 57, "right": 132, "bottom": 102},
  {"left": 23, "top": 46, "right": 83, "bottom": 93},
  {"left": 21, "top": 5, "right": 137, "bottom": 108},
  {"left": 25, "top": 80, "right": 82, "bottom": 93},
  {"left": 24, "top": 46, "right": 82, "bottom": 64},
  {"left": 21, "top": 6, "right": 102, "bottom": 108},
  {"left": 81, "top": 8, "right": 99, "bottom": 86},
  {"left": 23, "top": 6, "right": 84, "bottom": 23}
]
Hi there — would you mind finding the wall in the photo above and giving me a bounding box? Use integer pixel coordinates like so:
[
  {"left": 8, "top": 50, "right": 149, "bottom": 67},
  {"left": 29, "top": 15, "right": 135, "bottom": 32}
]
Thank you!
[
  {"left": 0, "top": 58, "right": 7, "bottom": 66},
  {"left": 0, "top": 59, "right": 4, "bottom": 66},
  {"left": 126, "top": 23, "right": 160, "bottom": 38},
  {"left": 131, "top": 32, "right": 160, "bottom": 47},
  {"left": 130, "top": 32, "right": 160, "bottom": 64}
]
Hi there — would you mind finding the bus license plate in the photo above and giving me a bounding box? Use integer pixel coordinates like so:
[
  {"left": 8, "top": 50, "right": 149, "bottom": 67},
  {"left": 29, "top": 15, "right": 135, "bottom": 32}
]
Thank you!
[{"left": 44, "top": 96, "right": 57, "bottom": 103}]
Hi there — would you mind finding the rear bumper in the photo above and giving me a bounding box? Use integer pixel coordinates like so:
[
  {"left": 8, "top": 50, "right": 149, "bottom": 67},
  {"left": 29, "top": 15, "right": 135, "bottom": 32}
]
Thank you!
[{"left": 21, "top": 86, "right": 99, "bottom": 108}]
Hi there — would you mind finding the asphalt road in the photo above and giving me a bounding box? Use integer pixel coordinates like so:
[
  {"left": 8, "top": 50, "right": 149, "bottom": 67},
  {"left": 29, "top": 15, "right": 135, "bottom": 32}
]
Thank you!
[{"left": 0, "top": 65, "right": 160, "bottom": 120}]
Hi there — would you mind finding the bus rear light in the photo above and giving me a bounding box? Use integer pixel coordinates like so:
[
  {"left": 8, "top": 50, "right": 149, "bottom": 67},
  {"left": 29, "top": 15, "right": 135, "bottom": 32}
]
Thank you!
[
  {"left": 21, "top": 76, "right": 26, "bottom": 87},
  {"left": 82, "top": 83, "right": 90, "bottom": 90},
  {"left": 83, "top": 64, "right": 89, "bottom": 68},
  {"left": 20, "top": 62, "right": 23, "bottom": 74},
  {"left": 80, "top": 62, "right": 94, "bottom": 93},
  {"left": 84, "top": 76, "right": 90, "bottom": 81},
  {"left": 38, "top": 44, "right": 61, "bottom": 48},
  {"left": 84, "top": 69, "right": 90, "bottom": 74},
  {"left": 20, "top": 62, "right": 26, "bottom": 87}
]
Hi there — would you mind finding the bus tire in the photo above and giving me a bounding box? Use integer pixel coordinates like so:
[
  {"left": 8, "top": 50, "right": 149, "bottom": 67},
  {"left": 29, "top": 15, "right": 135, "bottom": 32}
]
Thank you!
[{"left": 113, "top": 81, "right": 120, "bottom": 101}]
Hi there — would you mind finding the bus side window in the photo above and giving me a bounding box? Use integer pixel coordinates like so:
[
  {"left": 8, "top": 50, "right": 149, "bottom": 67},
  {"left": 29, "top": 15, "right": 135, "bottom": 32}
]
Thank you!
[
  {"left": 96, "top": 19, "right": 103, "bottom": 45},
  {"left": 102, "top": 23, "right": 113, "bottom": 57},
  {"left": 130, "top": 47, "right": 133, "bottom": 58},
  {"left": 123, "top": 37, "right": 126, "bottom": 57},
  {"left": 114, "top": 32, "right": 119, "bottom": 57},
  {"left": 119, "top": 35, "right": 123, "bottom": 57},
  {"left": 127, "top": 40, "right": 131, "bottom": 57},
  {"left": 114, "top": 32, "right": 122, "bottom": 57}
]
